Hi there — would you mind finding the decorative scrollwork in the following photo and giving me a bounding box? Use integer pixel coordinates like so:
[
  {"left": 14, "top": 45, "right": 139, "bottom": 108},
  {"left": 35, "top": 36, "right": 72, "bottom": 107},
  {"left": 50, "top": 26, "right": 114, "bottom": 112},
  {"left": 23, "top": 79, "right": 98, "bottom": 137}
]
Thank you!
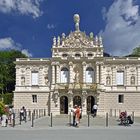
[{"left": 90, "top": 83, "right": 97, "bottom": 91}]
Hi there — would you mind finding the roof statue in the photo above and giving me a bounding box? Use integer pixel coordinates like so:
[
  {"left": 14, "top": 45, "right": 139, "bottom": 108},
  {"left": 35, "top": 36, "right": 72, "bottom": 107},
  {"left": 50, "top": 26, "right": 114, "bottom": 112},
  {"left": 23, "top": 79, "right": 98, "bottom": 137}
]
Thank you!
[{"left": 74, "top": 14, "right": 80, "bottom": 31}]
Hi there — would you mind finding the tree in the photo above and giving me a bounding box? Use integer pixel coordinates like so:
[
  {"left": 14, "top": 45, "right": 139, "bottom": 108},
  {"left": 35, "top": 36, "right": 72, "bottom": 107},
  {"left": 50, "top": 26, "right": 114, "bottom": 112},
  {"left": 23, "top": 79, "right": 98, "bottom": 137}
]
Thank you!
[
  {"left": 103, "top": 52, "right": 111, "bottom": 57},
  {"left": 126, "top": 46, "right": 140, "bottom": 57},
  {"left": 131, "top": 46, "right": 140, "bottom": 56},
  {"left": 0, "top": 50, "right": 27, "bottom": 95},
  {"left": 0, "top": 101, "right": 5, "bottom": 115}
]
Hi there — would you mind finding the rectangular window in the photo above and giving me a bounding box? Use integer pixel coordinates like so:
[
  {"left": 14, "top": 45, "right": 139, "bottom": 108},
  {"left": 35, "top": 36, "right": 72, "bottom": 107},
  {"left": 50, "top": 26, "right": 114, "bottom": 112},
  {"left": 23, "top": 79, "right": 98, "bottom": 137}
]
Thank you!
[
  {"left": 116, "top": 71, "right": 124, "bottom": 85},
  {"left": 118, "top": 95, "right": 124, "bottom": 103},
  {"left": 32, "top": 95, "right": 37, "bottom": 103},
  {"left": 31, "top": 71, "right": 38, "bottom": 86}
]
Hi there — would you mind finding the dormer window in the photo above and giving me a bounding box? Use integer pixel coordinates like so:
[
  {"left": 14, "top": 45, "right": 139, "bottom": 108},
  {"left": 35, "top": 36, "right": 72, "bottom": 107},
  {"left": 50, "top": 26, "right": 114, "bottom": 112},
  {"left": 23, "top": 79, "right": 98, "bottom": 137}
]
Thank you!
[
  {"left": 75, "top": 53, "right": 81, "bottom": 57},
  {"left": 88, "top": 53, "right": 93, "bottom": 57},
  {"left": 62, "top": 53, "right": 68, "bottom": 58}
]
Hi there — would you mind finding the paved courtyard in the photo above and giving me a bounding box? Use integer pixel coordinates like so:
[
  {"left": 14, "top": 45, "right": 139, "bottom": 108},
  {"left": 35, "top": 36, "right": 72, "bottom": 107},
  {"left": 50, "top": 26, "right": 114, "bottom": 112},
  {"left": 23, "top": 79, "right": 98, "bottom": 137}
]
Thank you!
[{"left": 1, "top": 115, "right": 140, "bottom": 140}]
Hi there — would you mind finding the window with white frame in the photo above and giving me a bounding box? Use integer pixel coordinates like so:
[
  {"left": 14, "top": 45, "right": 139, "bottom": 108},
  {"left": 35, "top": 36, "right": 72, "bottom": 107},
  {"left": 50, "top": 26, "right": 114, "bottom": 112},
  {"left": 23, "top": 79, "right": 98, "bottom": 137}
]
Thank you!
[
  {"left": 116, "top": 71, "right": 124, "bottom": 85},
  {"left": 85, "top": 67, "right": 94, "bottom": 83},
  {"left": 32, "top": 95, "right": 37, "bottom": 103},
  {"left": 118, "top": 94, "right": 124, "bottom": 103},
  {"left": 31, "top": 71, "right": 39, "bottom": 86},
  {"left": 60, "top": 67, "right": 69, "bottom": 83}
]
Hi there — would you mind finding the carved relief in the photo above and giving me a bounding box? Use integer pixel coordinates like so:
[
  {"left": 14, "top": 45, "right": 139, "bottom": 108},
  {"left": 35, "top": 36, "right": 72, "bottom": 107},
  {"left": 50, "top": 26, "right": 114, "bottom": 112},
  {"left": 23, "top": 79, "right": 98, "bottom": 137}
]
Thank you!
[
  {"left": 117, "top": 65, "right": 125, "bottom": 71},
  {"left": 62, "top": 32, "right": 94, "bottom": 48},
  {"left": 130, "top": 68, "right": 136, "bottom": 73}
]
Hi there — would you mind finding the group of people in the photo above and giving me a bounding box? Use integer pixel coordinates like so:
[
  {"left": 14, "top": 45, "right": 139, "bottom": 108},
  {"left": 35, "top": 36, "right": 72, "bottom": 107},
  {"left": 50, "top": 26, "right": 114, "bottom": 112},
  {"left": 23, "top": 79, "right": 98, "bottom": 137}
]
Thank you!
[
  {"left": 71, "top": 105, "right": 82, "bottom": 127},
  {"left": 0, "top": 106, "right": 26, "bottom": 127},
  {"left": 119, "top": 111, "right": 133, "bottom": 125},
  {"left": 0, "top": 106, "right": 15, "bottom": 127},
  {"left": 71, "top": 104, "right": 98, "bottom": 127}
]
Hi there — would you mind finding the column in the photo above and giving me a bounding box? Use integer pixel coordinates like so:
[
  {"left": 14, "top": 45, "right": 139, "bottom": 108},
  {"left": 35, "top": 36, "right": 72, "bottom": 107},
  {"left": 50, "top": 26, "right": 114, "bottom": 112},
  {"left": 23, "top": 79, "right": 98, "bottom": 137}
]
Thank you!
[
  {"left": 112, "top": 66, "right": 116, "bottom": 85},
  {"left": 56, "top": 65, "right": 60, "bottom": 83},
  {"left": 52, "top": 65, "right": 55, "bottom": 84},
  {"left": 125, "top": 66, "right": 128, "bottom": 85},
  {"left": 82, "top": 62, "right": 86, "bottom": 83},
  {"left": 96, "top": 63, "right": 99, "bottom": 83},
  {"left": 100, "top": 64, "right": 104, "bottom": 84},
  {"left": 68, "top": 91, "right": 73, "bottom": 108},
  {"left": 82, "top": 92, "right": 87, "bottom": 115},
  {"left": 69, "top": 62, "right": 73, "bottom": 83}
]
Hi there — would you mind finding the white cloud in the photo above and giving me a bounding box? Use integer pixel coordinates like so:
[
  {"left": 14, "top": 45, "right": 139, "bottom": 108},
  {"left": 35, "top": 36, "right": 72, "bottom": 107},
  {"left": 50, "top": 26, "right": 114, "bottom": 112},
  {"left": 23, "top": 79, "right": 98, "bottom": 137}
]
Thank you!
[
  {"left": 0, "top": 37, "right": 32, "bottom": 57},
  {"left": 0, "top": 37, "right": 20, "bottom": 49},
  {"left": 21, "top": 49, "right": 32, "bottom": 57},
  {"left": 100, "top": 0, "right": 140, "bottom": 56},
  {"left": 0, "top": 0, "right": 43, "bottom": 18},
  {"left": 47, "top": 24, "right": 55, "bottom": 29}
]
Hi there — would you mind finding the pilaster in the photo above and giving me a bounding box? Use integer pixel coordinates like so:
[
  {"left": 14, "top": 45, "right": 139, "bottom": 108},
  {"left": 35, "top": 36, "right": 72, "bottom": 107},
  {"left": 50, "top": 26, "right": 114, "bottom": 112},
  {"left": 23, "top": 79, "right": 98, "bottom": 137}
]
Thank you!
[
  {"left": 82, "top": 62, "right": 86, "bottom": 83},
  {"left": 51, "top": 64, "right": 55, "bottom": 84},
  {"left": 112, "top": 66, "right": 116, "bottom": 85},
  {"left": 69, "top": 62, "right": 73, "bottom": 83},
  {"left": 100, "top": 63, "right": 104, "bottom": 84},
  {"left": 56, "top": 65, "right": 60, "bottom": 83},
  {"left": 96, "top": 63, "right": 99, "bottom": 83}
]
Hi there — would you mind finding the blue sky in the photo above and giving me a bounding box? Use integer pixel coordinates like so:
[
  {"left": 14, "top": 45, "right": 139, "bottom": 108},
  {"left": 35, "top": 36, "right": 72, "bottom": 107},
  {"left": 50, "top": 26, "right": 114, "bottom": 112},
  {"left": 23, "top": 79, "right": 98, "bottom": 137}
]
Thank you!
[{"left": 0, "top": 0, "right": 140, "bottom": 57}]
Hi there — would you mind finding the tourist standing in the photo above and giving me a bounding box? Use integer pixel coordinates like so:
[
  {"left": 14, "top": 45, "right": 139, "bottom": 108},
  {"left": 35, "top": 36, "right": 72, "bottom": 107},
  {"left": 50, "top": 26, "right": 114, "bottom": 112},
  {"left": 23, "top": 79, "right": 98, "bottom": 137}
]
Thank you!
[
  {"left": 1, "top": 114, "right": 8, "bottom": 127},
  {"left": 92, "top": 104, "right": 98, "bottom": 117},
  {"left": 75, "top": 106, "right": 80, "bottom": 127},
  {"left": 71, "top": 105, "right": 77, "bottom": 126}
]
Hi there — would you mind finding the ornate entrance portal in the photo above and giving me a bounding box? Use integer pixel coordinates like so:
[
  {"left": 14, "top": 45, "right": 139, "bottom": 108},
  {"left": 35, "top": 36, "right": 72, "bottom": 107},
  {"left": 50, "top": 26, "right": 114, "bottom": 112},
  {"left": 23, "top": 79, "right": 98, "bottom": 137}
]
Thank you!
[
  {"left": 73, "top": 96, "right": 81, "bottom": 106},
  {"left": 87, "top": 96, "right": 95, "bottom": 114},
  {"left": 60, "top": 96, "right": 68, "bottom": 114}
]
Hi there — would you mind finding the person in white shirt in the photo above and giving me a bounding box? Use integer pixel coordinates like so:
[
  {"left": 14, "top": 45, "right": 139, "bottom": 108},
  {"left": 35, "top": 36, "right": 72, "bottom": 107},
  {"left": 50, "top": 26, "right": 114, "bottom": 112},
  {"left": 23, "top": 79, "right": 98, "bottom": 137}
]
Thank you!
[
  {"left": 1, "top": 114, "right": 8, "bottom": 127},
  {"left": 92, "top": 104, "right": 98, "bottom": 117}
]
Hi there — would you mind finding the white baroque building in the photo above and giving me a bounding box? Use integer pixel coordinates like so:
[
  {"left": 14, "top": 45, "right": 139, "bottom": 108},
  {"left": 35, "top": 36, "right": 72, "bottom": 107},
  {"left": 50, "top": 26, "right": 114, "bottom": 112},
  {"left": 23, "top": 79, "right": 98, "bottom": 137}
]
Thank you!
[{"left": 14, "top": 14, "right": 140, "bottom": 116}]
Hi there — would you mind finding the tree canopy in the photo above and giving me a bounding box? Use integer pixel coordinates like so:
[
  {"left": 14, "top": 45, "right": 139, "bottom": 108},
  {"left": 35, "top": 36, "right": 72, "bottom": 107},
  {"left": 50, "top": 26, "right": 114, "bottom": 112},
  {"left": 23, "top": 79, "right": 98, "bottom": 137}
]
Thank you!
[
  {"left": 0, "top": 50, "right": 27, "bottom": 94},
  {"left": 126, "top": 46, "right": 140, "bottom": 57}
]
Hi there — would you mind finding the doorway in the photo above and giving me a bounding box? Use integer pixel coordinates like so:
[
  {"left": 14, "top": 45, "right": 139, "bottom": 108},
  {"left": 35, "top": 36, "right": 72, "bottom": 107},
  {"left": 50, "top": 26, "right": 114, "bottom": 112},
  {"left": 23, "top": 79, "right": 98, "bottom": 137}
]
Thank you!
[{"left": 60, "top": 96, "right": 68, "bottom": 114}]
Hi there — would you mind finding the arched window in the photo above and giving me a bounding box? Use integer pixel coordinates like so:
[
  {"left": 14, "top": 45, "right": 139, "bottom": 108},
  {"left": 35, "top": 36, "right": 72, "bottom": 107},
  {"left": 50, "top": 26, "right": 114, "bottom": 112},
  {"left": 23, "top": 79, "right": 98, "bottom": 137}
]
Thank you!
[
  {"left": 62, "top": 53, "right": 68, "bottom": 58},
  {"left": 87, "top": 53, "right": 93, "bottom": 57},
  {"left": 85, "top": 67, "right": 94, "bottom": 83},
  {"left": 60, "top": 67, "right": 69, "bottom": 83},
  {"left": 106, "top": 76, "right": 111, "bottom": 85},
  {"left": 130, "top": 76, "right": 135, "bottom": 85}
]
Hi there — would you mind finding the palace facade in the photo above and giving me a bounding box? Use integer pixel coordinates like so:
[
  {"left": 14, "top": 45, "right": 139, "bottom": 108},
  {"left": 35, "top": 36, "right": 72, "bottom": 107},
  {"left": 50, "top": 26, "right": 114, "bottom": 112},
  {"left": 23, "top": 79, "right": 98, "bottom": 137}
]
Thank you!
[{"left": 14, "top": 14, "right": 140, "bottom": 116}]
